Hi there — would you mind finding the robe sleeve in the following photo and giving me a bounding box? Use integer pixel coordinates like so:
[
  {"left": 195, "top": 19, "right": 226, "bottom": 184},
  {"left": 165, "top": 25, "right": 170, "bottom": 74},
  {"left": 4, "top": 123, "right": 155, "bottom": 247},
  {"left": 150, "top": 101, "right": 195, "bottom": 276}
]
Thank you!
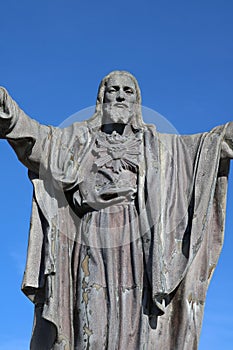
[{"left": 0, "top": 87, "right": 51, "bottom": 174}]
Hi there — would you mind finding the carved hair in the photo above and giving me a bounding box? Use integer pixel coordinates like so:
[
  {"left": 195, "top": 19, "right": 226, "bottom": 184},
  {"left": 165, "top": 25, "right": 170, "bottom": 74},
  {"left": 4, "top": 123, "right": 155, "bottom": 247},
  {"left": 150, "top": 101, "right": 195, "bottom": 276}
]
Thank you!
[{"left": 87, "top": 70, "right": 144, "bottom": 130}]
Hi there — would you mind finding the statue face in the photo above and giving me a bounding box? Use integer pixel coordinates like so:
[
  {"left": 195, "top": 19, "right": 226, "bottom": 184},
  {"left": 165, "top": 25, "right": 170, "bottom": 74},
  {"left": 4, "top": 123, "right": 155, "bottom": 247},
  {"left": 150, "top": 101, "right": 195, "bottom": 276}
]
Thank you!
[{"left": 103, "top": 74, "right": 137, "bottom": 124}]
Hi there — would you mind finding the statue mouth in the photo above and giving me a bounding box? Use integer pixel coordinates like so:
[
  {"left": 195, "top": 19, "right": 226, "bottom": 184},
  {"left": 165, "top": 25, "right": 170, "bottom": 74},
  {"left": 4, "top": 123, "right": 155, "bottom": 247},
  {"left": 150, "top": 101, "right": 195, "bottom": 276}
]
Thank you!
[{"left": 114, "top": 103, "right": 128, "bottom": 108}]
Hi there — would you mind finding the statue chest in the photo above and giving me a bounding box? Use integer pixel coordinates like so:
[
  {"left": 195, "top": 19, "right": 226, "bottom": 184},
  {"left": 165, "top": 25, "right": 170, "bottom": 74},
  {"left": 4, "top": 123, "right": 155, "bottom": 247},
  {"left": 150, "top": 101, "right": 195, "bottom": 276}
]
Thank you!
[{"left": 76, "top": 130, "right": 142, "bottom": 209}]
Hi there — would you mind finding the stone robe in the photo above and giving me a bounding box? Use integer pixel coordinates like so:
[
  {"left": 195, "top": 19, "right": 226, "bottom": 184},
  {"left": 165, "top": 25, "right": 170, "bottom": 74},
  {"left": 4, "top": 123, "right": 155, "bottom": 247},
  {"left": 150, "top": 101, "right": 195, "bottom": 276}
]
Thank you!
[{"left": 1, "top": 89, "right": 233, "bottom": 349}]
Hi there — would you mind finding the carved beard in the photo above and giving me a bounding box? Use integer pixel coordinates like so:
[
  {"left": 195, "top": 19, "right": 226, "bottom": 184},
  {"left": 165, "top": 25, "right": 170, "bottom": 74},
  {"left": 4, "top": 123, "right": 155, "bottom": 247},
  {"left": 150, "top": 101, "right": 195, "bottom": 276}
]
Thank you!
[{"left": 102, "top": 103, "right": 135, "bottom": 124}]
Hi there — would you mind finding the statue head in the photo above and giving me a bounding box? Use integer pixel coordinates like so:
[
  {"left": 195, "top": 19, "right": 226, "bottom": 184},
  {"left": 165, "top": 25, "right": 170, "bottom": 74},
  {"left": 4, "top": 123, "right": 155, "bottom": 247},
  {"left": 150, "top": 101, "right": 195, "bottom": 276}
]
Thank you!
[{"left": 87, "top": 71, "right": 144, "bottom": 129}]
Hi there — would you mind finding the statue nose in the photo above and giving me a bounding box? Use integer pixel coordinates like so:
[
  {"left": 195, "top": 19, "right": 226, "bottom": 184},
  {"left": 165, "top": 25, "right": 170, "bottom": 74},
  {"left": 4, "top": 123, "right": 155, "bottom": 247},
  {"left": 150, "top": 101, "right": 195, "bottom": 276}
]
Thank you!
[{"left": 116, "top": 95, "right": 125, "bottom": 102}]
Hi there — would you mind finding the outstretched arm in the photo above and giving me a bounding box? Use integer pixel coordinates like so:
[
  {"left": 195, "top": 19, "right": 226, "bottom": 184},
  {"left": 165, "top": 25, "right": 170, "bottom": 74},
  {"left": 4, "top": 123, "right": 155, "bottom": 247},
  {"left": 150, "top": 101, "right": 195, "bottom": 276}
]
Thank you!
[{"left": 0, "top": 87, "right": 51, "bottom": 173}]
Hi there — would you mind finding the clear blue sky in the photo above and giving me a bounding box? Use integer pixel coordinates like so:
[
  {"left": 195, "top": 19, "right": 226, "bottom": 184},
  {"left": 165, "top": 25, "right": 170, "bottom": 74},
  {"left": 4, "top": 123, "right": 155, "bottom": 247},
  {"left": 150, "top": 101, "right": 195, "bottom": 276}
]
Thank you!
[{"left": 0, "top": 0, "right": 232, "bottom": 349}]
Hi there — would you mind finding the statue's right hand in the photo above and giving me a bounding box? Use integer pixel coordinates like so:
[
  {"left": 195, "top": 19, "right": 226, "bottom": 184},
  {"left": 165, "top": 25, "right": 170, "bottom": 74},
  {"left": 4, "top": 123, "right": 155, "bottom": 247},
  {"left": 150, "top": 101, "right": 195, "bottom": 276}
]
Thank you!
[
  {"left": 0, "top": 87, "right": 16, "bottom": 135},
  {"left": 0, "top": 87, "right": 9, "bottom": 116}
]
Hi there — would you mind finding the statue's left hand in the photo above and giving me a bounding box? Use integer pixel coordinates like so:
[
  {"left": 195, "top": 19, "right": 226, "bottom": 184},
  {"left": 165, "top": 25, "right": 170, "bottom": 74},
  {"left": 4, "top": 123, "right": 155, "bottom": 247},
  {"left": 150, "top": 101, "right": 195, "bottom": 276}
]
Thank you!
[{"left": 225, "top": 122, "right": 233, "bottom": 141}]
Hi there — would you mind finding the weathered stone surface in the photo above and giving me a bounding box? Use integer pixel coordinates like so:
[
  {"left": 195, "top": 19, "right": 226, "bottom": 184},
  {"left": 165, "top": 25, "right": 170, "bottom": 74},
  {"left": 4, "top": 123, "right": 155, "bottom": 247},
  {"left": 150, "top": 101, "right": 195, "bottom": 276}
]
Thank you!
[{"left": 0, "top": 71, "right": 233, "bottom": 349}]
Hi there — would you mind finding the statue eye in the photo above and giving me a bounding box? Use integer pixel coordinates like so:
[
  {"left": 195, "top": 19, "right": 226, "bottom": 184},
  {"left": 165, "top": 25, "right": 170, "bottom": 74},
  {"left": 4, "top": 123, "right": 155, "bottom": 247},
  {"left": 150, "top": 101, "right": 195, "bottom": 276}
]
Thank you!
[
  {"left": 108, "top": 88, "right": 116, "bottom": 94},
  {"left": 124, "top": 87, "right": 134, "bottom": 94},
  {"left": 126, "top": 89, "right": 133, "bottom": 94}
]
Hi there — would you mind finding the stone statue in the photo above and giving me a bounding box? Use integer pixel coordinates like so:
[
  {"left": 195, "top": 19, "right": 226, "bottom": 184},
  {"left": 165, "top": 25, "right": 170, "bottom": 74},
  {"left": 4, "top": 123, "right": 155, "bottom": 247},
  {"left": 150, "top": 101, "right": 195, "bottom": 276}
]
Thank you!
[{"left": 0, "top": 70, "right": 233, "bottom": 349}]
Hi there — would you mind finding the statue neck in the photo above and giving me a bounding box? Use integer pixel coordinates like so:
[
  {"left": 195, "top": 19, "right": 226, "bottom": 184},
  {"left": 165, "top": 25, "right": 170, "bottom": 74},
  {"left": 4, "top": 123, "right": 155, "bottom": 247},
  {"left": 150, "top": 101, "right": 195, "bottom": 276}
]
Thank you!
[{"left": 101, "top": 123, "right": 127, "bottom": 135}]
